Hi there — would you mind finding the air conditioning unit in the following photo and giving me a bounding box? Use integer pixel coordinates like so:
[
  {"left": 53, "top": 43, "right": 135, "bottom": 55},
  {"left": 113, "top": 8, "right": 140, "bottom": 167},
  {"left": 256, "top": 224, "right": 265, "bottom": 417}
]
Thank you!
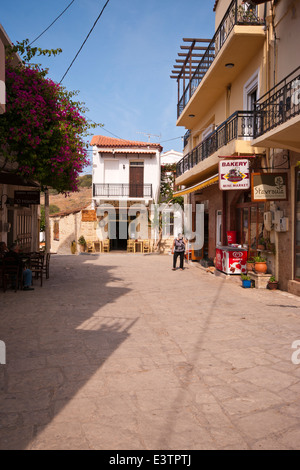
[
  {"left": 264, "top": 211, "right": 273, "bottom": 231},
  {"left": 274, "top": 211, "right": 289, "bottom": 232}
]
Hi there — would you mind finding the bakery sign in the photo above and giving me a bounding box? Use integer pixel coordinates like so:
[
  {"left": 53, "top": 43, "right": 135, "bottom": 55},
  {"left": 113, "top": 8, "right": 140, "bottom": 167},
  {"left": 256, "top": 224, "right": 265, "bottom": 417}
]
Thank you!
[
  {"left": 251, "top": 173, "right": 288, "bottom": 201},
  {"left": 219, "top": 159, "right": 250, "bottom": 190}
]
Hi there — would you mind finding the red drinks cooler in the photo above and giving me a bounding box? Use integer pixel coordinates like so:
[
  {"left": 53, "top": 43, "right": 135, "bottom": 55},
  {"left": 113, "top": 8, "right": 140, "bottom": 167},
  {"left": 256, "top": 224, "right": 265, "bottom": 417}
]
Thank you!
[
  {"left": 227, "top": 231, "right": 237, "bottom": 244},
  {"left": 216, "top": 246, "right": 248, "bottom": 275}
]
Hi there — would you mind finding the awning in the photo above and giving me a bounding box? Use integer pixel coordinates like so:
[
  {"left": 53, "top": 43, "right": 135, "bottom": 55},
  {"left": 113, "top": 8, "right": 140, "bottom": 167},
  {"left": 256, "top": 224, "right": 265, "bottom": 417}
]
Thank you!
[
  {"left": 173, "top": 174, "right": 219, "bottom": 197},
  {"left": 0, "top": 172, "right": 40, "bottom": 187}
]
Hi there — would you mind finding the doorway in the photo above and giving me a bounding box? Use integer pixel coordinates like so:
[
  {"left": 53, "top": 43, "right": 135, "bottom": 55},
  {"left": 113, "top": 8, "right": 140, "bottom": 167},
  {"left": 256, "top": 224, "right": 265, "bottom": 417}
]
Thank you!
[{"left": 129, "top": 162, "right": 144, "bottom": 197}]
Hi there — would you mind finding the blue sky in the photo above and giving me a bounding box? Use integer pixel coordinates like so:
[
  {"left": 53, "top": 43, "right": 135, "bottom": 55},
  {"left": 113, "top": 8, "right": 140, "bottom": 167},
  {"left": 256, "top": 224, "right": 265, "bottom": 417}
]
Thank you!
[{"left": 1, "top": 0, "right": 215, "bottom": 170}]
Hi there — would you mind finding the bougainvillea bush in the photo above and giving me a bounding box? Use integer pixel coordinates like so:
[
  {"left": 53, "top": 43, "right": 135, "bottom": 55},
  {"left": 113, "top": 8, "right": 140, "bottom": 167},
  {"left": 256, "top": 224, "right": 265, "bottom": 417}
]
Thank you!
[{"left": 0, "top": 56, "right": 92, "bottom": 192}]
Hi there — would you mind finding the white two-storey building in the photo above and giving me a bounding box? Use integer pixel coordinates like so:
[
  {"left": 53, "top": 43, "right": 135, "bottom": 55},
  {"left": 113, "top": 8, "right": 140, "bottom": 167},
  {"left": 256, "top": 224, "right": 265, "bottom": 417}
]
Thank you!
[{"left": 90, "top": 135, "right": 162, "bottom": 250}]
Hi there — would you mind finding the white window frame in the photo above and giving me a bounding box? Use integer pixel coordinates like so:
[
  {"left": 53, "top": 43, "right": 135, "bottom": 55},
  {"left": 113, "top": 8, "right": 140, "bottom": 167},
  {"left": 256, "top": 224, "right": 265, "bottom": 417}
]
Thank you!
[
  {"left": 202, "top": 124, "right": 215, "bottom": 141},
  {"left": 243, "top": 69, "right": 260, "bottom": 139}
]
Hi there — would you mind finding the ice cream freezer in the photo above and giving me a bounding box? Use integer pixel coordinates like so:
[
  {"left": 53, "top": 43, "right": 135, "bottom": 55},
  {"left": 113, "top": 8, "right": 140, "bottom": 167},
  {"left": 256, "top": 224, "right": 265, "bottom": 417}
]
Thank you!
[{"left": 215, "top": 246, "right": 248, "bottom": 275}]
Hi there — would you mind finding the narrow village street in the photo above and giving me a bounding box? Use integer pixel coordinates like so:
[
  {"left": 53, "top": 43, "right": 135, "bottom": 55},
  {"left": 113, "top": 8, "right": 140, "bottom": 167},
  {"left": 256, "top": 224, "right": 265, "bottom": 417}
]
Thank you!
[{"left": 0, "top": 253, "right": 300, "bottom": 450}]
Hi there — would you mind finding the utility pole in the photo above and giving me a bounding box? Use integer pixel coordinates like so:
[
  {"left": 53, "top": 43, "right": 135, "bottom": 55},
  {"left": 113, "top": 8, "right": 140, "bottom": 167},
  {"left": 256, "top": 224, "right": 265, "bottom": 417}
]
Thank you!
[{"left": 44, "top": 187, "right": 50, "bottom": 254}]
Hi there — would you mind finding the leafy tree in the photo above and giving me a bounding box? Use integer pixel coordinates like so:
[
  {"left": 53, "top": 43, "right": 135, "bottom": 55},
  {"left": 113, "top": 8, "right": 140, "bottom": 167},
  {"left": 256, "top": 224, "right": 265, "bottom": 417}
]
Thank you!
[
  {"left": 40, "top": 206, "right": 45, "bottom": 232},
  {"left": 152, "top": 164, "right": 184, "bottom": 252},
  {"left": 49, "top": 204, "right": 60, "bottom": 214},
  {"left": 78, "top": 174, "right": 92, "bottom": 188},
  {"left": 160, "top": 163, "right": 183, "bottom": 206},
  {"left": 1, "top": 40, "right": 102, "bottom": 193},
  {"left": 40, "top": 205, "right": 61, "bottom": 232}
]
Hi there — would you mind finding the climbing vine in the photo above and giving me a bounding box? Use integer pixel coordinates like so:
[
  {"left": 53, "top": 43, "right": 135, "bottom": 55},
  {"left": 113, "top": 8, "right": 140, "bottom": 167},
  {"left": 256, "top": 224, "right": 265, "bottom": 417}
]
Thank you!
[{"left": 1, "top": 40, "right": 101, "bottom": 192}]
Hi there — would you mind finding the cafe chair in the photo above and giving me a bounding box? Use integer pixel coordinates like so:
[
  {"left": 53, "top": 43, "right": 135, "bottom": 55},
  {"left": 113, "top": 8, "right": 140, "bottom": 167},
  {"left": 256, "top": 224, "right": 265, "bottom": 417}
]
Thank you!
[
  {"left": 30, "top": 253, "right": 44, "bottom": 287},
  {"left": 42, "top": 253, "right": 51, "bottom": 280},
  {"left": 127, "top": 239, "right": 135, "bottom": 253},
  {"left": 93, "top": 241, "right": 101, "bottom": 253},
  {"left": 86, "top": 241, "right": 94, "bottom": 253},
  {"left": 102, "top": 239, "right": 110, "bottom": 252},
  {"left": 142, "top": 240, "right": 150, "bottom": 254}
]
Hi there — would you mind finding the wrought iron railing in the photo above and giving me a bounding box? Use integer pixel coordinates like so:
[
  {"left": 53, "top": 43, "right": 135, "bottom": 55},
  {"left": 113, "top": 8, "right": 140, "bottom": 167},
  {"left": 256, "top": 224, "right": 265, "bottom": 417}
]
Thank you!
[
  {"left": 177, "top": 0, "right": 265, "bottom": 118},
  {"left": 93, "top": 183, "right": 152, "bottom": 198},
  {"left": 176, "top": 111, "right": 255, "bottom": 177},
  {"left": 254, "top": 66, "right": 300, "bottom": 138}
]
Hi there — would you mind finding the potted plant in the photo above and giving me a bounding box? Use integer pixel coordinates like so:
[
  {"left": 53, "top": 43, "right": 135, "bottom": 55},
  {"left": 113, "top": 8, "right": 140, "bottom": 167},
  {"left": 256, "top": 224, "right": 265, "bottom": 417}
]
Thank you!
[
  {"left": 268, "top": 275, "right": 279, "bottom": 290},
  {"left": 254, "top": 255, "right": 268, "bottom": 274},
  {"left": 237, "top": 5, "right": 259, "bottom": 23},
  {"left": 266, "top": 239, "right": 276, "bottom": 253},
  {"left": 257, "top": 237, "right": 266, "bottom": 251},
  {"left": 241, "top": 274, "right": 252, "bottom": 288},
  {"left": 78, "top": 235, "right": 86, "bottom": 252},
  {"left": 71, "top": 240, "right": 77, "bottom": 254},
  {"left": 246, "top": 257, "right": 255, "bottom": 272}
]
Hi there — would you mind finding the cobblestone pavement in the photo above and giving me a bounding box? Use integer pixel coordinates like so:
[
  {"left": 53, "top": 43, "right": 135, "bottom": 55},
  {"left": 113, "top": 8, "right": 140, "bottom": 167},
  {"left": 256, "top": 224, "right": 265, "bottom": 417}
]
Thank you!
[{"left": 1, "top": 253, "right": 300, "bottom": 450}]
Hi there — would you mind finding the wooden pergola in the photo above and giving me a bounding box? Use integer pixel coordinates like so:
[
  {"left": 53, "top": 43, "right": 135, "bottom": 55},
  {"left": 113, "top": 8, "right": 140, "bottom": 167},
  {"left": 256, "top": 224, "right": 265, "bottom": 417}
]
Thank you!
[{"left": 170, "top": 38, "right": 212, "bottom": 107}]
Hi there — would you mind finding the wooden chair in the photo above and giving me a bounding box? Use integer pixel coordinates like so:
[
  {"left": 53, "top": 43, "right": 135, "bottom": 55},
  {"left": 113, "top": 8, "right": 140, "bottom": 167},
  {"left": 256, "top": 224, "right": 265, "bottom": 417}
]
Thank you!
[
  {"left": 86, "top": 241, "right": 94, "bottom": 253},
  {"left": 93, "top": 241, "right": 101, "bottom": 253},
  {"left": 42, "top": 253, "right": 51, "bottom": 279},
  {"left": 102, "top": 239, "right": 110, "bottom": 252},
  {"left": 142, "top": 240, "right": 150, "bottom": 254},
  {"left": 29, "top": 253, "right": 44, "bottom": 287},
  {"left": 127, "top": 239, "right": 135, "bottom": 253}
]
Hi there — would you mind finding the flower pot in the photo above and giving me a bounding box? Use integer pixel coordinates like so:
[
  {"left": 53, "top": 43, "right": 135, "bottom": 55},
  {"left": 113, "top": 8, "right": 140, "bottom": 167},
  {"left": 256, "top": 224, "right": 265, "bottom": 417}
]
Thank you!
[
  {"left": 255, "top": 262, "right": 267, "bottom": 274},
  {"left": 258, "top": 244, "right": 265, "bottom": 251},
  {"left": 242, "top": 279, "right": 252, "bottom": 288},
  {"left": 247, "top": 262, "right": 254, "bottom": 272},
  {"left": 268, "top": 281, "right": 278, "bottom": 290},
  {"left": 79, "top": 244, "right": 86, "bottom": 252}
]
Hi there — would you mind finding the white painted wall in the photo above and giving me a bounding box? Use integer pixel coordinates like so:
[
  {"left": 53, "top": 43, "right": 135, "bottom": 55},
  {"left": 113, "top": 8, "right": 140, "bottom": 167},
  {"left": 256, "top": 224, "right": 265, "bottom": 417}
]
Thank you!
[
  {"left": 161, "top": 149, "right": 183, "bottom": 165},
  {"left": 92, "top": 148, "right": 161, "bottom": 203}
]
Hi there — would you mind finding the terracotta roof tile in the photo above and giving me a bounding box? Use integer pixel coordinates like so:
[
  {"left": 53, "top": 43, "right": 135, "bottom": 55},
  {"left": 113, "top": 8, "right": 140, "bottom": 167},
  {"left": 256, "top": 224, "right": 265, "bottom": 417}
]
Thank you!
[
  {"left": 90, "top": 135, "right": 162, "bottom": 152},
  {"left": 49, "top": 205, "right": 89, "bottom": 218}
]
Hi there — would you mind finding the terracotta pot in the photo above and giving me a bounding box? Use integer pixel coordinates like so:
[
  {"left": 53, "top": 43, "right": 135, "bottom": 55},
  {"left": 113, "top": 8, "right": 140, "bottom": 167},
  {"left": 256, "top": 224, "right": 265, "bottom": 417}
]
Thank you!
[
  {"left": 80, "top": 244, "right": 86, "bottom": 252},
  {"left": 247, "top": 262, "right": 254, "bottom": 272},
  {"left": 258, "top": 244, "right": 265, "bottom": 251},
  {"left": 255, "top": 262, "right": 267, "bottom": 274},
  {"left": 268, "top": 281, "right": 278, "bottom": 290}
]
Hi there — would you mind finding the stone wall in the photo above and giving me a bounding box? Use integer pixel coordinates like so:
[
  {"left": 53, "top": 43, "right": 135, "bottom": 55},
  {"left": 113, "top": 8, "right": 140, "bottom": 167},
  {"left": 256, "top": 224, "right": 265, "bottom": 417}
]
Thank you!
[{"left": 50, "top": 212, "right": 81, "bottom": 255}]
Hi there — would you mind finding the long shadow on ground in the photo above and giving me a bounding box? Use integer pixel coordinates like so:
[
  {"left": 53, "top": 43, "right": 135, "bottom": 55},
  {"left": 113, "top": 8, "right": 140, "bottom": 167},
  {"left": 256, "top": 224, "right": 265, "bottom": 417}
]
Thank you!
[{"left": 0, "top": 254, "right": 136, "bottom": 450}]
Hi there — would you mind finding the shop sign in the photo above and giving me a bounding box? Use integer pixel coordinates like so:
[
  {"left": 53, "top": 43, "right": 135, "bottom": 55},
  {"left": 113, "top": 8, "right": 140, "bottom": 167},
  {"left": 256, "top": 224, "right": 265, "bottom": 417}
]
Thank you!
[
  {"left": 82, "top": 210, "right": 97, "bottom": 222},
  {"left": 251, "top": 173, "right": 288, "bottom": 201},
  {"left": 219, "top": 159, "right": 250, "bottom": 190},
  {"left": 14, "top": 190, "right": 40, "bottom": 205}
]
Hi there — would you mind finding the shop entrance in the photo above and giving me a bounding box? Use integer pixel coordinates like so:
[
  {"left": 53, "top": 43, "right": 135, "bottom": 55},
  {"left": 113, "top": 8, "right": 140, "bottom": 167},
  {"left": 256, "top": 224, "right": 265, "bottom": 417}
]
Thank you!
[
  {"left": 108, "top": 211, "right": 128, "bottom": 251},
  {"left": 236, "top": 192, "right": 264, "bottom": 258}
]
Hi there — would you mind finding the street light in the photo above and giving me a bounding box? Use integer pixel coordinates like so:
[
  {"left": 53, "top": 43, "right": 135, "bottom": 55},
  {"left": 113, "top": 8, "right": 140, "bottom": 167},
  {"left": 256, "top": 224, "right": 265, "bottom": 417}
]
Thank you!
[{"left": 0, "top": 194, "right": 8, "bottom": 211}]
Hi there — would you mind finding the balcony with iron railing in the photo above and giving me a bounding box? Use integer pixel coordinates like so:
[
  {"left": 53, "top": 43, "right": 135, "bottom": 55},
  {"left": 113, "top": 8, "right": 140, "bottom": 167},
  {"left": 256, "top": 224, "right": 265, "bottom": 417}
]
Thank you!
[
  {"left": 176, "top": 0, "right": 265, "bottom": 124},
  {"left": 253, "top": 66, "right": 300, "bottom": 151},
  {"left": 176, "top": 111, "right": 255, "bottom": 178},
  {"left": 93, "top": 183, "right": 153, "bottom": 199}
]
